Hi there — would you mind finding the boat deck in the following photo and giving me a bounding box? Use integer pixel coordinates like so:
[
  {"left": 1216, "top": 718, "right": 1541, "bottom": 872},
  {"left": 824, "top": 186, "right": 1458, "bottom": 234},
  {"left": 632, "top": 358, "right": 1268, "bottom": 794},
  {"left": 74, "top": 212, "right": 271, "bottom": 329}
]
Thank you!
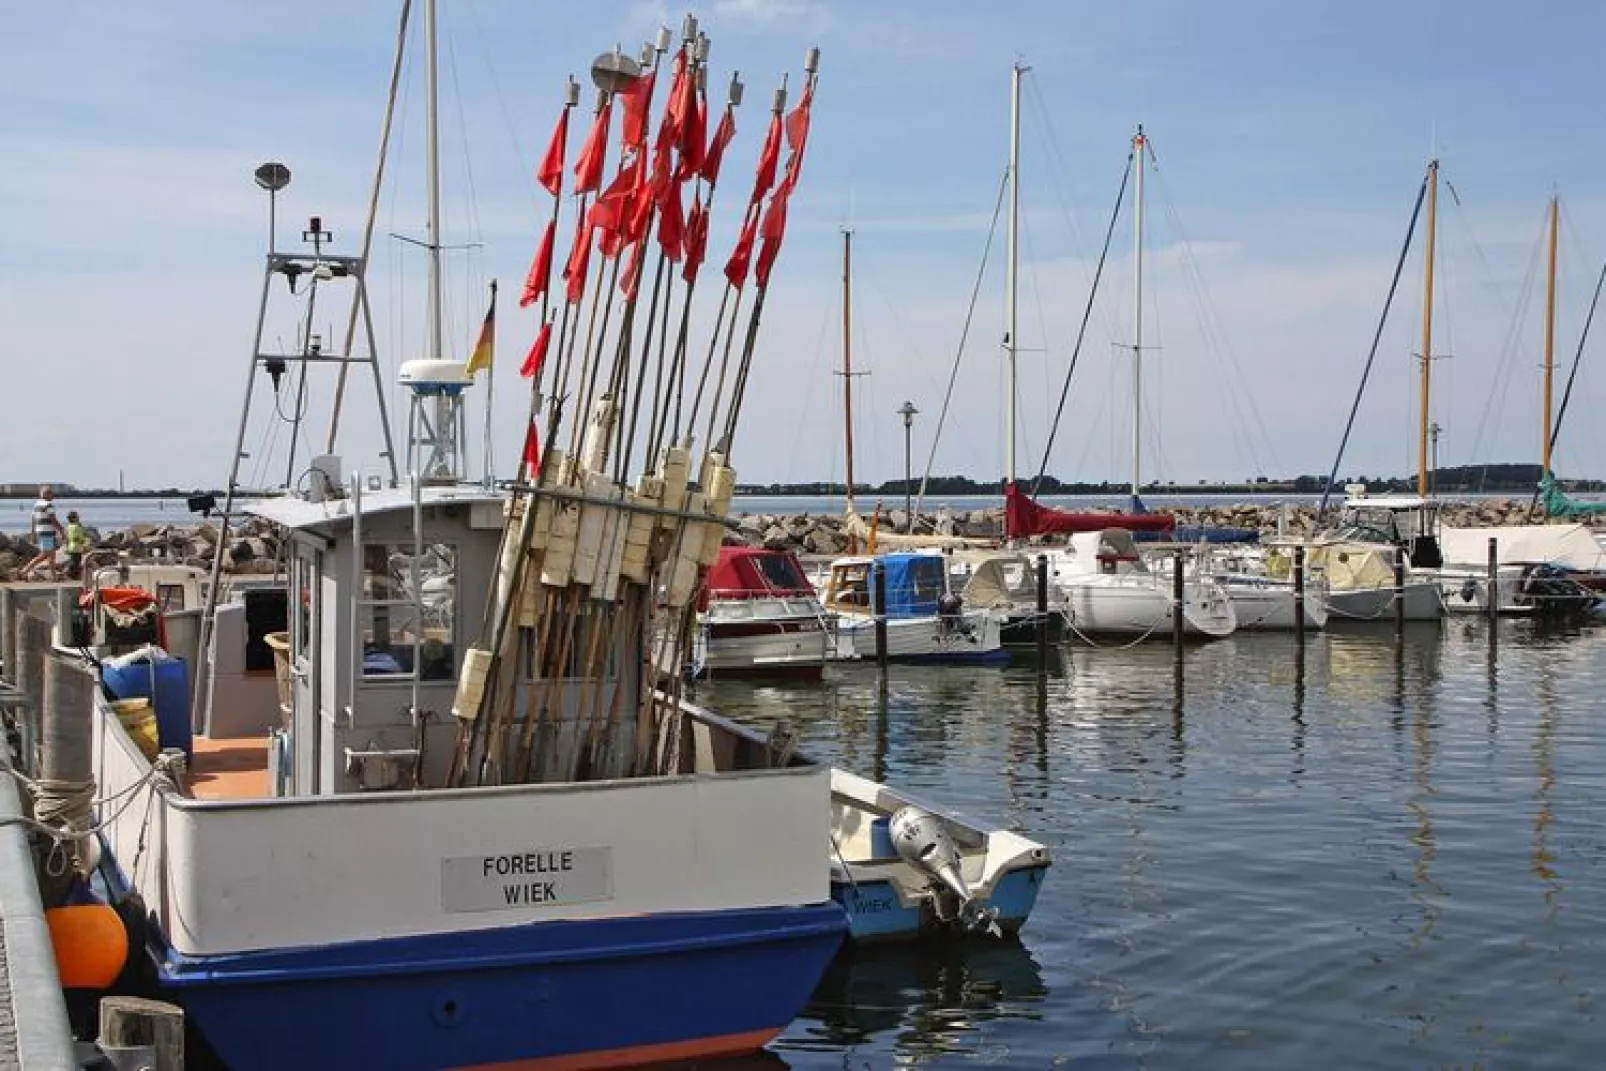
[{"left": 187, "top": 735, "right": 270, "bottom": 800}]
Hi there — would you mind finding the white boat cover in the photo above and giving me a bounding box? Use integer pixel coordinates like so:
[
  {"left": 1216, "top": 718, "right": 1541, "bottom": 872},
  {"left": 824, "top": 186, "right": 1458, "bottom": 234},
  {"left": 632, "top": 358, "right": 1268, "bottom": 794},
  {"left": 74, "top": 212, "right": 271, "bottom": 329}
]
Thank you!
[{"left": 1439, "top": 523, "right": 1606, "bottom": 572}]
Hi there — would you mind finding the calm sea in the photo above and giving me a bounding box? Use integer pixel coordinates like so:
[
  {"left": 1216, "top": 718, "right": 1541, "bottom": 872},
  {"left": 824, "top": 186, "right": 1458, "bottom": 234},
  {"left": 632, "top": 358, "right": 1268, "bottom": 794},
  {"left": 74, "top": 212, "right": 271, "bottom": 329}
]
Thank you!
[{"left": 694, "top": 618, "right": 1606, "bottom": 1069}]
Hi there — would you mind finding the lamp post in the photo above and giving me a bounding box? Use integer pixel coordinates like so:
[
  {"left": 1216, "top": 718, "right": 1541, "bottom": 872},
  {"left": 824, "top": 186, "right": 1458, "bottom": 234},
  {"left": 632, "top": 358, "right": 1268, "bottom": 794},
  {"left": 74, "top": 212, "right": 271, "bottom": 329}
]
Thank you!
[{"left": 898, "top": 401, "right": 919, "bottom": 531}]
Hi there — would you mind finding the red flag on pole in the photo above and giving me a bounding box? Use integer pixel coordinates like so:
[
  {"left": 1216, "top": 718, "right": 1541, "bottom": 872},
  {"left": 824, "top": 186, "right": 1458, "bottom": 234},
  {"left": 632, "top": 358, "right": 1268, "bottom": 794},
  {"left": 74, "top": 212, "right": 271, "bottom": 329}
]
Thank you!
[
  {"left": 785, "top": 81, "right": 813, "bottom": 154},
  {"left": 620, "top": 238, "right": 647, "bottom": 301},
  {"left": 724, "top": 211, "right": 759, "bottom": 290},
  {"left": 521, "top": 419, "right": 542, "bottom": 478},
  {"left": 750, "top": 114, "right": 781, "bottom": 205},
  {"left": 537, "top": 110, "right": 569, "bottom": 197},
  {"left": 562, "top": 222, "right": 594, "bottom": 303},
  {"left": 619, "top": 70, "right": 656, "bottom": 150},
  {"left": 518, "top": 219, "right": 556, "bottom": 308},
  {"left": 587, "top": 158, "right": 643, "bottom": 243},
  {"left": 625, "top": 182, "right": 654, "bottom": 246},
  {"left": 676, "top": 95, "right": 706, "bottom": 181},
  {"left": 781, "top": 81, "right": 814, "bottom": 193},
  {"left": 754, "top": 183, "right": 791, "bottom": 288},
  {"left": 681, "top": 198, "right": 708, "bottom": 283},
  {"left": 700, "top": 109, "right": 736, "bottom": 186},
  {"left": 663, "top": 50, "right": 691, "bottom": 141},
  {"left": 656, "top": 181, "right": 685, "bottom": 261},
  {"left": 572, "top": 101, "right": 613, "bottom": 195},
  {"left": 519, "top": 321, "right": 553, "bottom": 378}
]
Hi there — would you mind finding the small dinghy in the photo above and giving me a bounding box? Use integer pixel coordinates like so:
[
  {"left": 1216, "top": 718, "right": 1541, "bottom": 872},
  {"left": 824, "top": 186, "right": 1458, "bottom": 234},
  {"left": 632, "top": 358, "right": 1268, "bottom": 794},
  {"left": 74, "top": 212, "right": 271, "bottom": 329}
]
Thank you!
[{"left": 828, "top": 768, "right": 1050, "bottom": 942}]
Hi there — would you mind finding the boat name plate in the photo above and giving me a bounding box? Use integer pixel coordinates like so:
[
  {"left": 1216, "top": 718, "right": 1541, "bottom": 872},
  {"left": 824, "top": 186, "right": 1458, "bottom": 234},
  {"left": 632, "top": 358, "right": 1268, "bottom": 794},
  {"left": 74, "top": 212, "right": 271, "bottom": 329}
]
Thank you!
[{"left": 440, "top": 847, "right": 614, "bottom": 912}]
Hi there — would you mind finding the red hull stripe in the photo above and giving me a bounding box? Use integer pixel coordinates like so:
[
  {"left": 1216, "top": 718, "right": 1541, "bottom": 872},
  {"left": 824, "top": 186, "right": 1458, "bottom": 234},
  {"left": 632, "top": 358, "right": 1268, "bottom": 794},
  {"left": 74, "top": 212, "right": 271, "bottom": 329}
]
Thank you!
[{"left": 451, "top": 1027, "right": 781, "bottom": 1070}]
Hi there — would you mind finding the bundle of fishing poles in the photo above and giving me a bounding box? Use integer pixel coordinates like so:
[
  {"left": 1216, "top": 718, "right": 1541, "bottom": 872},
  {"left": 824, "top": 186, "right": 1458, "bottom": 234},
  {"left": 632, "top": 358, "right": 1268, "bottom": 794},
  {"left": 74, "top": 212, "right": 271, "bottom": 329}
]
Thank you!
[{"left": 447, "top": 16, "right": 820, "bottom": 788}]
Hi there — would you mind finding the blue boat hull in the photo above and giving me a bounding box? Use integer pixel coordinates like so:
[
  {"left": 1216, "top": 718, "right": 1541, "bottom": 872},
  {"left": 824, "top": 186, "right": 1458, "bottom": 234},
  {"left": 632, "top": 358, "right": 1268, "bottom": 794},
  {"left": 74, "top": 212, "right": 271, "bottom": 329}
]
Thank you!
[
  {"left": 832, "top": 863, "right": 1048, "bottom": 942},
  {"left": 113, "top": 876, "right": 845, "bottom": 1070}
]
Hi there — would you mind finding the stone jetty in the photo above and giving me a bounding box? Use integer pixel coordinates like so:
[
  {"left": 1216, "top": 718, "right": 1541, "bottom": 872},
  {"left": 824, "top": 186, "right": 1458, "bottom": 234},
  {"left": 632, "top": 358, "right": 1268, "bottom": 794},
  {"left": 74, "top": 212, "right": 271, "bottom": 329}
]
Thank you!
[
  {"left": 0, "top": 517, "right": 283, "bottom": 582},
  {"left": 725, "top": 498, "right": 1560, "bottom": 556}
]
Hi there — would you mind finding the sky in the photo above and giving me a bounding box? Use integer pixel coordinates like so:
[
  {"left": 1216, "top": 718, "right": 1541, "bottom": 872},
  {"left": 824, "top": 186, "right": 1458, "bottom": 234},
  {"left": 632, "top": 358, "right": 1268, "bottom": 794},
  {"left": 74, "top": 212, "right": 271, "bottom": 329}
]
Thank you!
[{"left": 5, "top": 0, "right": 1606, "bottom": 492}]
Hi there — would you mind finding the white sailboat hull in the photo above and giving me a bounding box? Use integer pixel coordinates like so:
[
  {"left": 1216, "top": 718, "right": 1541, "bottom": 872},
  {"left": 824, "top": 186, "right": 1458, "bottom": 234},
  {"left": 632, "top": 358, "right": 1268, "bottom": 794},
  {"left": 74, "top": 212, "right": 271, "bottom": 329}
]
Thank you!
[
  {"left": 1323, "top": 581, "right": 1444, "bottom": 622},
  {"left": 1057, "top": 576, "right": 1237, "bottom": 638},
  {"left": 1217, "top": 577, "right": 1329, "bottom": 631}
]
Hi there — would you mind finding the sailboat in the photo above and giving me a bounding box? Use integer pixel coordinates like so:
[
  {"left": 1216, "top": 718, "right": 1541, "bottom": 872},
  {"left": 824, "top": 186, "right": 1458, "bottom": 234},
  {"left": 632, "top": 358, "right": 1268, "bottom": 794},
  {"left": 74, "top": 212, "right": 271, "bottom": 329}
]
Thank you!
[
  {"left": 1311, "top": 179, "right": 1597, "bottom": 617},
  {"left": 991, "top": 81, "right": 1233, "bottom": 638},
  {"left": 818, "top": 231, "right": 1009, "bottom": 661}
]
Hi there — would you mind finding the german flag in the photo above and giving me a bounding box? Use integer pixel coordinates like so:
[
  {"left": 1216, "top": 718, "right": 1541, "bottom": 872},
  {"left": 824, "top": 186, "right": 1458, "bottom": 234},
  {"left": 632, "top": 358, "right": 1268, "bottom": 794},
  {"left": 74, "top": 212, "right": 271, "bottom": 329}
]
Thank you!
[{"left": 465, "top": 281, "right": 496, "bottom": 375}]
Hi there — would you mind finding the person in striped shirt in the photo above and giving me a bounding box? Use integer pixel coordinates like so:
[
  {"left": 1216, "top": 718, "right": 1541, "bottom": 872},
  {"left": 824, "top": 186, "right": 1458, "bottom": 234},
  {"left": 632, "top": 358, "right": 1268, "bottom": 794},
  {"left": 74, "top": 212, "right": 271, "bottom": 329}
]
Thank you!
[{"left": 22, "top": 486, "right": 64, "bottom": 580}]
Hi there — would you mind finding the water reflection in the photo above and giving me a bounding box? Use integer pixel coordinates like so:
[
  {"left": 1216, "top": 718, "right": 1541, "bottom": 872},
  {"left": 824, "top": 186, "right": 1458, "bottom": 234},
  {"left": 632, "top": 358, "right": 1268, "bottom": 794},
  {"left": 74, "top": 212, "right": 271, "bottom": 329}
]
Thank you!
[
  {"left": 699, "top": 615, "right": 1606, "bottom": 1069},
  {"left": 778, "top": 938, "right": 1049, "bottom": 1063}
]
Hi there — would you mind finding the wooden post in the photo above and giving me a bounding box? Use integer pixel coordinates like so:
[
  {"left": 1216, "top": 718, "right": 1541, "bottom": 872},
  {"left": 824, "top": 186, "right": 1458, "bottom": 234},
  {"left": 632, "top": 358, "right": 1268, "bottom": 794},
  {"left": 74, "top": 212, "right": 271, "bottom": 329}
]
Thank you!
[
  {"left": 1486, "top": 536, "right": 1499, "bottom": 622},
  {"left": 1035, "top": 554, "right": 1049, "bottom": 664},
  {"left": 1171, "top": 553, "right": 1185, "bottom": 654},
  {"left": 1393, "top": 547, "right": 1406, "bottom": 637},
  {"left": 99, "top": 995, "right": 185, "bottom": 1071},
  {"left": 873, "top": 561, "right": 888, "bottom": 675},
  {"left": 1292, "top": 544, "right": 1306, "bottom": 646}
]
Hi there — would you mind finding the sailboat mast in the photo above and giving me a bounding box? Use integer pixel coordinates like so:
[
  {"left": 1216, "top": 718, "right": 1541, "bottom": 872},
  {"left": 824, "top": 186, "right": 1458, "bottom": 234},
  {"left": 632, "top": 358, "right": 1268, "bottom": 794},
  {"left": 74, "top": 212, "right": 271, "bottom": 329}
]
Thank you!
[
  {"left": 1131, "top": 125, "right": 1146, "bottom": 506},
  {"left": 1005, "top": 63, "right": 1023, "bottom": 486},
  {"left": 842, "top": 228, "right": 856, "bottom": 510},
  {"left": 1542, "top": 194, "right": 1559, "bottom": 477},
  {"left": 1416, "top": 158, "right": 1439, "bottom": 497},
  {"left": 424, "top": 0, "right": 444, "bottom": 363}
]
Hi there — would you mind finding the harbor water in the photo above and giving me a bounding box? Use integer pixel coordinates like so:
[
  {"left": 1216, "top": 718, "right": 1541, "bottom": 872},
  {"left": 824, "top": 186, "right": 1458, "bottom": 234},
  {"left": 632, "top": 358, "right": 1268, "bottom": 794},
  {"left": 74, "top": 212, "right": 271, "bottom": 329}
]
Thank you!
[{"left": 696, "top": 618, "right": 1605, "bottom": 1069}]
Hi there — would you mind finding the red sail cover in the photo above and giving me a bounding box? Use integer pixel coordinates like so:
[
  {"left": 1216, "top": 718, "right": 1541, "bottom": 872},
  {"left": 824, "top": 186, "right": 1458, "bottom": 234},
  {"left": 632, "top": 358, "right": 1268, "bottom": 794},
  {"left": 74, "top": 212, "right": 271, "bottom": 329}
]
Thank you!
[{"left": 1004, "top": 482, "right": 1175, "bottom": 538}]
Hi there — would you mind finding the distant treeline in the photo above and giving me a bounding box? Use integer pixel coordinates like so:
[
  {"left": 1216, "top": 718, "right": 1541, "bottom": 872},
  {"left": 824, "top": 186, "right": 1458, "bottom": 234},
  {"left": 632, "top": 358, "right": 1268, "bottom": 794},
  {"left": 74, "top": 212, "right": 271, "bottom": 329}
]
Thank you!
[{"left": 737, "top": 463, "right": 1604, "bottom": 497}]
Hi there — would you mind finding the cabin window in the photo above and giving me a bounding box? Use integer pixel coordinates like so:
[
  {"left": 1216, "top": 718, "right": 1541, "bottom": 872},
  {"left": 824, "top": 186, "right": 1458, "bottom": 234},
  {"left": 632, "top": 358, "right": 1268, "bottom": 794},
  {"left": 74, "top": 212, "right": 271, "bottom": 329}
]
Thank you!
[
  {"left": 831, "top": 563, "right": 870, "bottom": 608},
  {"left": 358, "top": 542, "right": 458, "bottom": 681},
  {"left": 752, "top": 554, "right": 808, "bottom": 592},
  {"left": 905, "top": 559, "right": 946, "bottom": 604},
  {"left": 291, "top": 555, "right": 312, "bottom": 657}
]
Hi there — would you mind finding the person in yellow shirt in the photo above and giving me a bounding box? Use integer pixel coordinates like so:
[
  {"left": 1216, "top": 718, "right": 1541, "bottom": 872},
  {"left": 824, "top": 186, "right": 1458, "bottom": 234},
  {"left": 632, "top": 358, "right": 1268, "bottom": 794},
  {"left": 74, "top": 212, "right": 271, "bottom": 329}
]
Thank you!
[{"left": 65, "top": 511, "right": 91, "bottom": 581}]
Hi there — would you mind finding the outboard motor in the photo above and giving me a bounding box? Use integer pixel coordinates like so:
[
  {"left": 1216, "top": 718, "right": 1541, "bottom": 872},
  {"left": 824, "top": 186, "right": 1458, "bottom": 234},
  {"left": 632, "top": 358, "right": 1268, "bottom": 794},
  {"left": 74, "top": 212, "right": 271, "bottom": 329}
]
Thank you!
[
  {"left": 888, "top": 806, "right": 1000, "bottom": 933},
  {"left": 936, "top": 593, "right": 968, "bottom": 637}
]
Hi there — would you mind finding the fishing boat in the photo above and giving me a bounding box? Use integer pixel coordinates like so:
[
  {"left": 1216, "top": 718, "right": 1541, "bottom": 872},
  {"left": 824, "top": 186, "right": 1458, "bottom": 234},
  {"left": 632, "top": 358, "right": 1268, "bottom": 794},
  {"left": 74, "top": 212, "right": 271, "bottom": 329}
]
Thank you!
[
  {"left": 83, "top": 12, "right": 854, "bottom": 1069},
  {"left": 820, "top": 551, "right": 1008, "bottom": 663},
  {"left": 677, "top": 544, "right": 851, "bottom": 678}
]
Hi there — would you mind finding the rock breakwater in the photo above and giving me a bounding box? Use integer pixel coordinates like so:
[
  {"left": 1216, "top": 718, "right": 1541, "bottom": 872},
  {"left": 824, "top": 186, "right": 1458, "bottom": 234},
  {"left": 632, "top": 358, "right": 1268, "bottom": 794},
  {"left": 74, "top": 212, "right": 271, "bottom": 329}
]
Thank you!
[{"left": 726, "top": 498, "right": 1564, "bottom": 556}]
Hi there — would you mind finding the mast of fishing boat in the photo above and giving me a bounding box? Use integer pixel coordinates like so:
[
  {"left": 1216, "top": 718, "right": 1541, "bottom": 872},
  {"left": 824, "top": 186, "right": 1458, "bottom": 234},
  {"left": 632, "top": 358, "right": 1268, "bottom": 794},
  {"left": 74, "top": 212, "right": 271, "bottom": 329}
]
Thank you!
[
  {"left": 1416, "top": 158, "right": 1439, "bottom": 497},
  {"left": 424, "top": 0, "right": 445, "bottom": 366},
  {"left": 1004, "top": 62, "right": 1024, "bottom": 486},
  {"left": 1130, "top": 125, "right": 1146, "bottom": 509},
  {"left": 842, "top": 228, "right": 857, "bottom": 511},
  {"left": 1542, "top": 193, "right": 1559, "bottom": 478}
]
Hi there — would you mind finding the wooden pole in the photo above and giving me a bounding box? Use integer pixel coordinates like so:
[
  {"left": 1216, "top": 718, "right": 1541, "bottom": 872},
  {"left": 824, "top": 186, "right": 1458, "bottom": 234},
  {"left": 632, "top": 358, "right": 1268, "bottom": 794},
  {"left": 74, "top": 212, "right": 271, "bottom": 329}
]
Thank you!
[
  {"left": 1542, "top": 195, "right": 1559, "bottom": 480},
  {"left": 99, "top": 995, "right": 185, "bottom": 1071},
  {"left": 841, "top": 229, "right": 857, "bottom": 512},
  {"left": 1393, "top": 546, "right": 1407, "bottom": 636},
  {"left": 873, "top": 560, "right": 888, "bottom": 675},
  {"left": 1171, "top": 553, "right": 1185, "bottom": 653},
  {"left": 1486, "top": 535, "right": 1499, "bottom": 621},
  {"left": 1417, "top": 159, "right": 1439, "bottom": 497},
  {"left": 1293, "top": 544, "right": 1306, "bottom": 645},
  {"left": 1035, "top": 553, "right": 1049, "bottom": 664}
]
